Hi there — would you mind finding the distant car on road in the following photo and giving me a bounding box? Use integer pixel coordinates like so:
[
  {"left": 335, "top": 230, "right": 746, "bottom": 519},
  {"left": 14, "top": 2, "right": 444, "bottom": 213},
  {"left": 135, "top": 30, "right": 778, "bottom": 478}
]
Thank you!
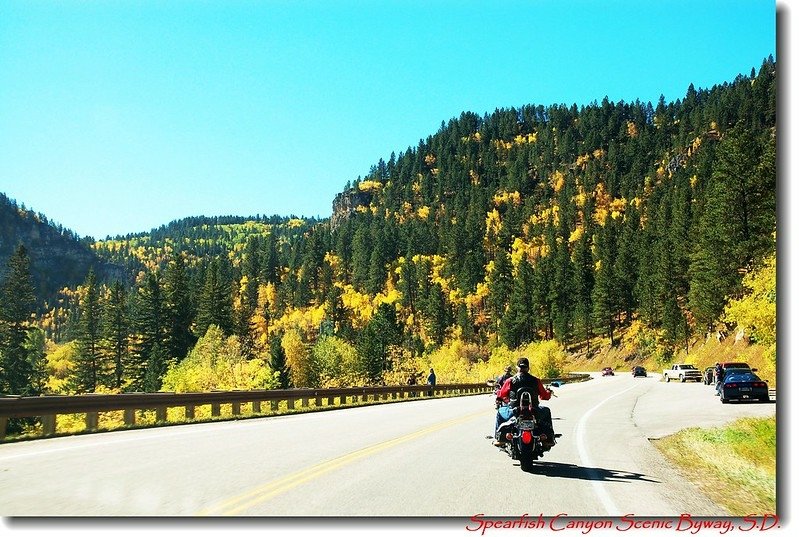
[
  {"left": 632, "top": 366, "right": 647, "bottom": 378},
  {"left": 601, "top": 367, "right": 614, "bottom": 376},
  {"left": 720, "top": 370, "right": 770, "bottom": 403}
]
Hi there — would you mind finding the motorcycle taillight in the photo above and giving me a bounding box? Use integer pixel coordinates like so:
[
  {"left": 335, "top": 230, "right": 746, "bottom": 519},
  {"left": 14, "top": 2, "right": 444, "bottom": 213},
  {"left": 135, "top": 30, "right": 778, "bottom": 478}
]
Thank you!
[{"left": 521, "top": 430, "right": 533, "bottom": 444}]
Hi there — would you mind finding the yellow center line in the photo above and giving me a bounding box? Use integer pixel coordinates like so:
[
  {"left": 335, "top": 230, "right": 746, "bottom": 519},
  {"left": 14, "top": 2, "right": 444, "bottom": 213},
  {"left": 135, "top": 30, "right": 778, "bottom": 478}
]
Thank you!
[{"left": 197, "top": 408, "right": 490, "bottom": 516}]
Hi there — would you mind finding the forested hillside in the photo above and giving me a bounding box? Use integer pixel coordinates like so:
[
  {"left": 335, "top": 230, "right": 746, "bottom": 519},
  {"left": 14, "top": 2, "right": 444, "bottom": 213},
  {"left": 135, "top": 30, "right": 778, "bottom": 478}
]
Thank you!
[
  {"left": 0, "top": 194, "right": 123, "bottom": 306},
  {"left": 0, "top": 57, "right": 776, "bottom": 398}
]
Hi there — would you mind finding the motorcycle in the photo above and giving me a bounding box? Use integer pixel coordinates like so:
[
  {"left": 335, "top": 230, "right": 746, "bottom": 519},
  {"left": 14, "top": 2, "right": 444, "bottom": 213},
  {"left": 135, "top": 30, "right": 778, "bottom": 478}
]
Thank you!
[{"left": 494, "top": 387, "right": 560, "bottom": 471}]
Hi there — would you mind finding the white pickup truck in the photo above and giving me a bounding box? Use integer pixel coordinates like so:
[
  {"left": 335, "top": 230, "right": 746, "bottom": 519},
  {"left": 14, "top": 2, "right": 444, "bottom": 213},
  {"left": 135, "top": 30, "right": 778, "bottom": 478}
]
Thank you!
[{"left": 663, "top": 364, "right": 703, "bottom": 383}]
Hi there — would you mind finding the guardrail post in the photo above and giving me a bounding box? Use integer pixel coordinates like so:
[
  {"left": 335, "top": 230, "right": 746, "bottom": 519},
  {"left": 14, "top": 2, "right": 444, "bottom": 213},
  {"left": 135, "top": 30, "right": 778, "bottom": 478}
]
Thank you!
[
  {"left": 326, "top": 396, "right": 334, "bottom": 406},
  {"left": 211, "top": 403, "right": 221, "bottom": 417},
  {"left": 232, "top": 402, "right": 241, "bottom": 416},
  {"left": 156, "top": 407, "right": 167, "bottom": 422},
  {"left": 0, "top": 417, "right": 7, "bottom": 441},
  {"left": 315, "top": 395, "right": 322, "bottom": 406},
  {"left": 85, "top": 412, "right": 98, "bottom": 431},
  {"left": 301, "top": 398, "right": 309, "bottom": 408},
  {"left": 124, "top": 409, "right": 135, "bottom": 426},
  {"left": 341, "top": 395, "right": 347, "bottom": 405},
  {"left": 287, "top": 398, "right": 294, "bottom": 410},
  {"left": 271, "top": 400, "right": 279, "bottom": 412},
  {"left": 185, "top": 405, "right": 195, "bottom": 420},
  {"left": 252, "top": 401, "right": 261, "bottom": 414},
  {"left": 42, "top": 415, "right": 56, "bottom": 436}
]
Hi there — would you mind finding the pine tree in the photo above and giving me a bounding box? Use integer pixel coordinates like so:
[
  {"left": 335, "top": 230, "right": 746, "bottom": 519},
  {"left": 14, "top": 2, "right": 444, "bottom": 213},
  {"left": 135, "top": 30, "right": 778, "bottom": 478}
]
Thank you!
[
  {"left": 487, "top": 248, "right": 512, "bottom": 331},
  {"left": 269, "top": 333, "right": 289, "bottom": 389},
  {"left": 422, "top": 282, "right": 450, "bottom": 346},
  {"left": 25, "top": 328, "right": 47, "bottom": 395},
  {"left": 103, "top": 280, "right": 129, "bottom": 389},
  {"left": 357, "top": 303, "right": 401, "bottom": 383},
  {"left": 592, "top": 219, "right": 620, "bottom": 345},
  {"left": 0, "top": 245, "right": 36, "bottom": 395},
  {"left": 572, "top": 227, "right": 595, "bottom": 351},
  {"left": 196, "top": 259, "right": 233, "bottom": 337},
  {"left": 73, "top": 268, "right": 105, "bottom": 393},
  {"left": 499, "top": 256, "right": 536, "bottom": 348},
  {"left": 128, "top": 272, "right": 166, "bottom": 391},
  {"left": 163, "top": 256, "right": 195, "bottom": 362},
  {"left": 143, "top": 341, "right": 169, "bottom": 392},
  {"left": 351, "top": 224, "right": 371, "bottom": 291}
]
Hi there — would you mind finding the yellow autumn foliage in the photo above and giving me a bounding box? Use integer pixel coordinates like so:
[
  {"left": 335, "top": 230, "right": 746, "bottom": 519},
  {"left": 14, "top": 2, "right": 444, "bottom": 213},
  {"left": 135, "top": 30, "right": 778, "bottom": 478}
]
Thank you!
[
  {"left": 550, "top": 170, "right": 565, "bottom": 192},
  {"left": 161, "top": 325, "right": 278, "bottom": 392},
  {"left": 492, "top": 191, "right": 522, "bottom": 207},
  {"left": 358, "top": 180, "right": 383, "bottom": 192},
  {"left": 724, "top": 253, "right": 776, "bottom": 349}
]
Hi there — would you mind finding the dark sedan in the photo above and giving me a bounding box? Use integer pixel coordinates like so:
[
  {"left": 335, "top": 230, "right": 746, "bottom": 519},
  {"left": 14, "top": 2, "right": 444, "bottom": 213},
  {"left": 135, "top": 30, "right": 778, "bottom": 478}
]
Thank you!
[
  {"left": 720, "top": 370, "right": 770, "bottom": 403},
  {"left": 632, "top": 366, "right": 647, "bottom": 378}
]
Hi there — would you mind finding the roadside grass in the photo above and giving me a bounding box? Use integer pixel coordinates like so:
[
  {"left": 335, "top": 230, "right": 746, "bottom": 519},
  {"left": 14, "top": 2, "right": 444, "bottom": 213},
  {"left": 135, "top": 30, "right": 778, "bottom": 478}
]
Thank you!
[{"left": 653, "top": 416, "right": 776, "bottom": 515}]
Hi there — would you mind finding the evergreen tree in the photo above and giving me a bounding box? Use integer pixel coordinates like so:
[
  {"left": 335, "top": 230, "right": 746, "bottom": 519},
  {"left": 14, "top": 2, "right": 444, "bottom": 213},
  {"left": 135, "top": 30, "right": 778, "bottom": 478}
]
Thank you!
[
  {"left": 421, "top": 282, "right": 450, "bottom": 346},
  {"left": 0, "top": 245, "right": 36, "bottom": 395},
  {"left": 351, "top": 224, "right": 371, "bottom": 291},
  {"left": 196, "top": 259, "right": 234, "bottom": 336},
  {"left": 103, "top": 280, "right": 129, "bottom": 389},
  {"left": 73, "top": 268, "right": 105, "bottom": 393},
  {"left": 163, "top": 256, "right": 195, "bottom": 362},
  {"left": 128, "top": 273, "right": 166, "bottom": 391},
  {"left": 357, "top": 303, "right": 401, "bottom": 383},
  {"left": 487, "top": 248, "right": 513, "bottom": 331},
  {"left": 572, "top": 227, "right": 595, "bottom": 351},
  {"left": 143, "top": 341, "right": 169, "bottom": 392},
  {"left": 25, "top": 328, "right": 47, "bottom": 395},
  {"left": 499, "top": 256, "right": 536, "bottom": 348},
  {"left": 592, "top": 219, "right": 620, "bottom": 345},
  {"left": 269, "top": 333, "right": 290, "bottom": 389}
]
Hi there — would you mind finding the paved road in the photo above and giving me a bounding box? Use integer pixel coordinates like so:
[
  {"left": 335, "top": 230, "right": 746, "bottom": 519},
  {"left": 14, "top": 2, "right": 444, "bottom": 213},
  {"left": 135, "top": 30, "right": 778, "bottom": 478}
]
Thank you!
[{"left": 0, "top": 373, "right": 776, "bottom": 517}]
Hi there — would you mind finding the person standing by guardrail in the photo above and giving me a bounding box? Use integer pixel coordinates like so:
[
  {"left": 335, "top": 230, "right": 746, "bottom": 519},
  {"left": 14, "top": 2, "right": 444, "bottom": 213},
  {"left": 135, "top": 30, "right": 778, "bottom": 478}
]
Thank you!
[{"left": 427, "top": 368, "right": 436, "bottom": 396}]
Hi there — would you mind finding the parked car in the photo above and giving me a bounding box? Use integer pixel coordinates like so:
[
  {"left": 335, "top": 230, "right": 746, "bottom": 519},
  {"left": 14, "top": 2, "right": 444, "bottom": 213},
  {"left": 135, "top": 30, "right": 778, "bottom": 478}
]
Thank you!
[
  {"left": 703, "top": 367, "right": 714, "bottom": 385},
  {"left": 632, "top": 366, "right": 647, "bottom": 378},
  {"left": 720, "top": 370, "right": 770, "bottom": 403},
  {"left": 719, "top": 362, "right": 755, "bottom": 374},
  {"left": 601, "top": 367, "right": 614, "bottom": 376},
  {"left": 663, "top": 364, "right": 702, "bottom": 382}
]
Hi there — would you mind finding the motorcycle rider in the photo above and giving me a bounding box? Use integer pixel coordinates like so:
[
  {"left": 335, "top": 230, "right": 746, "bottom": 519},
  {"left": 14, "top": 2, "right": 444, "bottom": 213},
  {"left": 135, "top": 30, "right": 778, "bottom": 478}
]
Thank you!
[
  {"left": 495, "top": 365, "right": 514, "bottom": 391},
  {"left": 494, "top": 357, "right": 555, "bottom": 449},
  {"left": 491, "top": 365, "right": 515, "bottom": 442}
]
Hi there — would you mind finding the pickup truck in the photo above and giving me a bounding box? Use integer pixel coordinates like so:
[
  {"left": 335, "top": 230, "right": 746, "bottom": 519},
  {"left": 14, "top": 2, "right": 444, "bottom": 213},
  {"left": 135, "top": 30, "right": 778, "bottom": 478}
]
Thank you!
[{"left": 663, "top": 364, "right": 702, "bottom": 383}]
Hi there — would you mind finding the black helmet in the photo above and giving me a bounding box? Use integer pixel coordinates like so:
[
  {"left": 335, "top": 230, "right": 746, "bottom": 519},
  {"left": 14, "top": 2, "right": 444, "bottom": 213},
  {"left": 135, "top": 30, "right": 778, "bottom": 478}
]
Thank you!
[{"left": 517, "top": 357, "right": 530, "bottom": 368}]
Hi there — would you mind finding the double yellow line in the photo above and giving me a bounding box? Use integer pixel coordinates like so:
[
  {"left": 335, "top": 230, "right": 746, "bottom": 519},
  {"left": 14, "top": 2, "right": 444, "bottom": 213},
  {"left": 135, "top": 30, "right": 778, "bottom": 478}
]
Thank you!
[{"left": 197, "top": 408, "right": 489, "bottom": 516}]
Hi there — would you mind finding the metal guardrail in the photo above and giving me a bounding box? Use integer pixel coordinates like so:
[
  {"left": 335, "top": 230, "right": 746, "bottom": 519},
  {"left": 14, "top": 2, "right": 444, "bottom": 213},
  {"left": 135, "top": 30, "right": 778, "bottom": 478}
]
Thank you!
[
  {"left": 0, "top": 383, "right": 489, "bottom": 441},
  {"left": 0, "top": 373, "right": 590, "bottom": 441}
]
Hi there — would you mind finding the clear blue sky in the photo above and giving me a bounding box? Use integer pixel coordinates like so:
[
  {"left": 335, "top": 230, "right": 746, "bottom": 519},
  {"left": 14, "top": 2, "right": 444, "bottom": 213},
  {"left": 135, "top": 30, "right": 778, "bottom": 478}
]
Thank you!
[{"left": 0, "top": 0, "right": 777, "bottom": 239}]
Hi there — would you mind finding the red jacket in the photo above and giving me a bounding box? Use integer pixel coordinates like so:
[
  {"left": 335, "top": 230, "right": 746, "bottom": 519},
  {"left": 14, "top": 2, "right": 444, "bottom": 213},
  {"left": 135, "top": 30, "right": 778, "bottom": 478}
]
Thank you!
[{"left": 497, "top": 375, "right": 552, "bottom": 403}]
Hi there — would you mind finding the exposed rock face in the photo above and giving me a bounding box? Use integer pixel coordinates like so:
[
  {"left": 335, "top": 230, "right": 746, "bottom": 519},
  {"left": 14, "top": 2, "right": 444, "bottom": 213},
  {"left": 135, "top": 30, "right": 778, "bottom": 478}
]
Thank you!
[
  {"left": 331, "top": 188, "right": 373, "bottom": 229},
  {"left": 0, "top": 194, "right": 128, "bottom": 307}
]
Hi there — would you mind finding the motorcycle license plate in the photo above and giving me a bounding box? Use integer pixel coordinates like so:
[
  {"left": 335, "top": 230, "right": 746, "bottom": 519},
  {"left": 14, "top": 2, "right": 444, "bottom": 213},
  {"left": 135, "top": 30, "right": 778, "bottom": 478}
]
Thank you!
[{"left": 518, "top": 420, "right": 536, "bottom": 430}]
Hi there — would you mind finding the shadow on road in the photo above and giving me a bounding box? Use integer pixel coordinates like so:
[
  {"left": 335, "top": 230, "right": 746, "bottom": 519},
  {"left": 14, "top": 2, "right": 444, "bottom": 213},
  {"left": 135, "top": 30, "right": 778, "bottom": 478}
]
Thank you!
[{"left": 519, "top": 460, "right": 661, "bottom": 484}]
